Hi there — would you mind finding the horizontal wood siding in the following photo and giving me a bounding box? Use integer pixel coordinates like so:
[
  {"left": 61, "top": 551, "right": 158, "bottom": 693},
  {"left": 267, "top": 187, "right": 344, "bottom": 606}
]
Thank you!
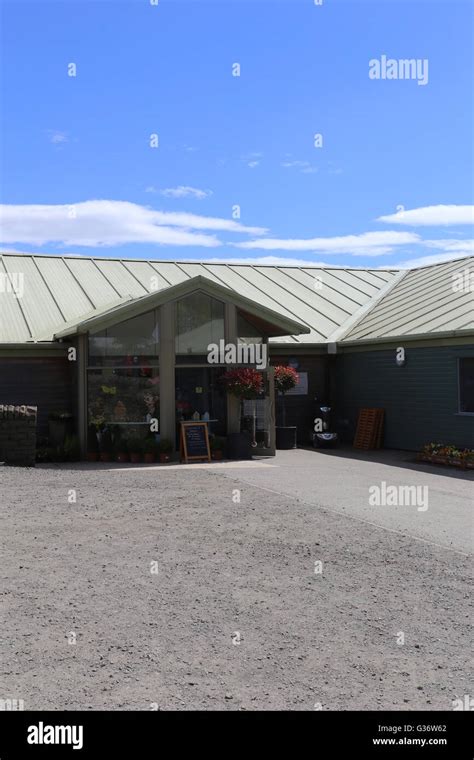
[
  {"left": 0, "top": 357, "right": 75, "bottom": 436},
  {"left": 336, "top": 345, "right": 474, "bottom": 450}
]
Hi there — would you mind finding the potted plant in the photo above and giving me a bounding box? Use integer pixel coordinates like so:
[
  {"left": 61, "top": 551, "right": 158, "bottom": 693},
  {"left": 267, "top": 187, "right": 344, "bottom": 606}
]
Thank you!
[
  {"left": 48, "top": 411, "right": 74, "bottom": 448},
  {"left": 114, "top": 438, "right": 129, "bottom": 463},
  {"left": 64, "top": 435, "right": 80, "bottom": 462},
  {"left": 98, "top": 427, "right": 113, "bottom": 462},
  {"left": 275, "top": 364, "right": 299, "bottom": 449},
  {"left": 221, "top": 368, "right": 263, "bottom": 459},
  {"left": 127, "top": 436, "right": 143, "bottom": 464},
  {"left": 159, "top": 438, "right": 173, "bottom": 463},
  {"left": 274, "top": 365, "right": 299, "bottom": 449},
  {"left": 87, "top": 424, "right": 100, "bottom": 461},
  {"left": 143, "top": 438, "right": 158, "bottom": 464},
  {"left": 210, "top": 436, "right": 226, "bottom": 461}
]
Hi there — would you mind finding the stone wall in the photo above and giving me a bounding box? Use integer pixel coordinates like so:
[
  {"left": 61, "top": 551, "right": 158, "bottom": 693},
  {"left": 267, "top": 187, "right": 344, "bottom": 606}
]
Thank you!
[{"left": 0, "top": 405, "right": 37, "bottom": 466}]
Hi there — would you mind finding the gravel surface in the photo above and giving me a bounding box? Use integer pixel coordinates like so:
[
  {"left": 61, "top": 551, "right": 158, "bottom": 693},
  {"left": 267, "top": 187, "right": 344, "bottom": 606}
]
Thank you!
[{"left": 1, "top": 462, "right": 472, "bottom": 711}]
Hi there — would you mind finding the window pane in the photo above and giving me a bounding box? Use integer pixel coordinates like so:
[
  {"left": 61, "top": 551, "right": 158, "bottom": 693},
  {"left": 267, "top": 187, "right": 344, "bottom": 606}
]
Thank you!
[
  {"left": 88, "top": 310, "right": 159, "bottom": 365},
  {"left": 176, "top": 292, "right": 224, "bottom": 354},
  {"left": 237, "top": 312, "right": 264, "bottom": 345},
  {"left": 87, "top": 366, "right": 160, "bottom": 427},
  {"left": 459, "top": 357, "right": 474, "bottom": 413}
]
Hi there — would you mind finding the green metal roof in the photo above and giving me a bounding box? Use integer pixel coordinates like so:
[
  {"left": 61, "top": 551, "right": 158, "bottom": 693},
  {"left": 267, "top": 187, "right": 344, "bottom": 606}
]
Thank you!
[
  {"left": 341, "top": 256, "right": 474, "bottom": 343},
  {"left": 0, "top": 252, "right": 400, "bottom": 345},
  {"left": 0, "top": 252, "right": 471, "bottom": 346}
]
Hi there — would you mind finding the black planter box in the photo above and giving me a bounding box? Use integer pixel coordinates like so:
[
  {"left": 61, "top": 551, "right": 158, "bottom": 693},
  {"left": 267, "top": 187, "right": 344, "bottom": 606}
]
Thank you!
[
  {"left": 226, "top": 432, "right": 252, "bottom": 460},
  {"left": 276, "top": 426, "right": 297, "bottom": 450}
]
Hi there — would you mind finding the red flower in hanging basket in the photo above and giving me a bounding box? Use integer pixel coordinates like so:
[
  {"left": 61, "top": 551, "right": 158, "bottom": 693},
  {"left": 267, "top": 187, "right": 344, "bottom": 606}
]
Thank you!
[
  {"left": 274, "top": 365, "right": 299, "bottom": 394},
  {"left": 220, "top": 368, "right": 263, "bottom": 399}
]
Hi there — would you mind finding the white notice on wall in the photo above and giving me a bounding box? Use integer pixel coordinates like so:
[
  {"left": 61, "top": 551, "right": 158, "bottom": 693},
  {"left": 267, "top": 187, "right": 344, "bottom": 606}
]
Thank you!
[{"left": 285, "top": 371, "right": 308, "bottom": 396}]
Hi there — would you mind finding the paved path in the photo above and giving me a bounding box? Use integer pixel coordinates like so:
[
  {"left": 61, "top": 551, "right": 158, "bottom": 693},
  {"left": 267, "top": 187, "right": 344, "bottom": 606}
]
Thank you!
[{"left": 216, "top": 448, "right": 473, "bottom": 555}]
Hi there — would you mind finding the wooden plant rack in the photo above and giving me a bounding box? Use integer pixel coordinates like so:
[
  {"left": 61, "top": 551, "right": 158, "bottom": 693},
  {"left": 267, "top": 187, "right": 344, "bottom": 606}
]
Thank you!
[
  {"left": 353, "top": 408, "right": 385, "bottom": 450},
  {"left": 417, "top": 453, "right": 474, "bottom": 470}
]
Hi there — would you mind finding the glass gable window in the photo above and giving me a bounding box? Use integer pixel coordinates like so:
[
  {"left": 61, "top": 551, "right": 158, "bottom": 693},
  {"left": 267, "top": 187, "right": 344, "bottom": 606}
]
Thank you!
[
  {"left": 175, "top": 292, "right": 224, "bottom": 356},
  {"left": 237, "top": 312, "right": 264, "bottom": 345},
  {"left": 88, "top": 310, "right": 159, "bottom": 366}
]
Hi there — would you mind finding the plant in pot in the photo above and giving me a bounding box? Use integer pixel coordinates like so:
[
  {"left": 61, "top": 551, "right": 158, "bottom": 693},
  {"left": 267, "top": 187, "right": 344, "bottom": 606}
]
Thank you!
[
  {"left": 274, "top": 365, "right": 299, "bottom": 450},
  {"left": 210, "top": 436, "right": 226, "bottom": 461},
  {"left": 127, "top": 435, "right": 143, "bottom": 464},
  {"left": 143, "top": 438, "right": 158, "bottom": 463},
  {"left": 159, "top": 438, "right": 173, "bottom": 463},
  {"left": 114, "top": 437, "right": 129, "bottom": 463},
  {"left": 48, "top": 411, "right": 74, "bottom": 448},
  {"left": 221, "top": 368, "right": 263, "bottom": 459},
  {"left": 98, "top": 426, "right": 114, "bottom": 462}
]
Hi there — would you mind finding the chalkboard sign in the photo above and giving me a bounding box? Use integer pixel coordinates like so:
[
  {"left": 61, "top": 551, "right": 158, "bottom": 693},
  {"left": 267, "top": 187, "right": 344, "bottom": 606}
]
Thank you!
[{"left": 180, "top": 422, "right": 211, "bottom": 463}]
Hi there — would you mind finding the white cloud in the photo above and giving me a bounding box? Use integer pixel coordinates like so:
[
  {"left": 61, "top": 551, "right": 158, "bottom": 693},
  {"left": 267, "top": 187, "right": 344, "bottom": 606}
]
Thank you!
[
  {"left": 205, "top": 256, "right": 334, "bottom": 267},
  {"left": 377, "top": 204, "right": 474, "bottom": 226},
  {"left": 47, "top": 131, "right": 68, "bottom": 144},
  {"left": 234, "top": 230, "right": 420, "bottom": 255},
  {"left": 159, "top": 186, "right": 213, "bottom": 200},
  {"left": 421, "top": 238, "right": 474, "bottom": 253},
  {"left": 241, "top": 152, "right": 262, "bottom": 168},
  {"left": 0, "top": 200, "right": 267, "bottom": 248},
  {"left": 281, "top": 160, "right": 318, "bottom": 174},
  {"left": 394, "top": 251, "right": 474, "bottom": 268}
]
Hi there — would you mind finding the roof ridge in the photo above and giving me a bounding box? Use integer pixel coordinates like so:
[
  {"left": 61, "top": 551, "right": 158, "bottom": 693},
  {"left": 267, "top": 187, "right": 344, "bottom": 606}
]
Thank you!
[{"left": 0, "top": 251, "right": 400, "bottom": 273}]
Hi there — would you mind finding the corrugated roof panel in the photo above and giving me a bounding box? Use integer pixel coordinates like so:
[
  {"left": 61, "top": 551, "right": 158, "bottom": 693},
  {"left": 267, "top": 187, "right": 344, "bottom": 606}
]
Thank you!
[
  {"left": 64, "top": 258, "right": 121, "bottom": 308},
  {"left": 253, "top": 266, "right": 343, "bottom": 337},
  {"left": 280, "top": 267, "right": 362, "bottom": 314},
  {"left": 201, "top": 263, "right": 302, "bottom": 323},
  {"left": 94, "top": 259, "right": 149, "bottom": 298},
  {"left": 0, "top": 257, "right": 31, "bottom": 342},
  {"left": 147, "top": 261, "right": 190, "bottom": 287},
  {"left": 121, "top": 260, "right": 164, "bottom": 294},
  {"left": 35, "top": 256, "right": 95, "bottom": 320},
  {"left": 3, "top": 255, "right": 65, "bottom": 339},
  {"left": 343, "top": 257, "right": 474, "bottom": 340},
  {"left": 1, "top": 253, "right": 471, "bottom": 345}
]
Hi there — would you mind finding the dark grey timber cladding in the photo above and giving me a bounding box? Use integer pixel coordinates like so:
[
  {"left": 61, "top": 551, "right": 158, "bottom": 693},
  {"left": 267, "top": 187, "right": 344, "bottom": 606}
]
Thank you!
[
  {"left": 271, "top": 354, "right": 328, "bottom": 444},
  {"left": 0, "top": 357, "right": 74, "bottom": 436},
  {"left": 336, "top": 344, "right": 474, "bottom": 451}
]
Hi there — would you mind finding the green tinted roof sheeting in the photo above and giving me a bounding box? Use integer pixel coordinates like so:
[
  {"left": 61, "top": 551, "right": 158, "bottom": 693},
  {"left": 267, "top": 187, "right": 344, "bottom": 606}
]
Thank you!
[
  {"left": 341, "top": 256, "right": 474, "bottom": 342},
  {"left": 1, "top": 252, "right": 471, "bottom": 346}
]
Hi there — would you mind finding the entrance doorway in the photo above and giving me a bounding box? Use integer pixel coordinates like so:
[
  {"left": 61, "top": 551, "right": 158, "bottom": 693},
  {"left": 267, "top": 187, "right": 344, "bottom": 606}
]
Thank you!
[{"left": 175, "top": 367, "right": 227, "bottom": 444}]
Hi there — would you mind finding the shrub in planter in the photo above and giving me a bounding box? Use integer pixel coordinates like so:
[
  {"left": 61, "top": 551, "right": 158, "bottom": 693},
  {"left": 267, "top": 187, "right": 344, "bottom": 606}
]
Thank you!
[
  {"left": 114, "top": 440, "right": 129, "bottom": 463},
  {"left": 159, "top": 438, "right": 173, "bottom": 463},
  {"left": 127, "top": 436, "right": 143, "bottom": 463},
  {"left": 143, "top": 438, "right": 158, "bottom": 463},
  {"left": 48, "top": 411, "right": 74, "bottom": 447},
  {"left": 220, "top": 369, "right": 263, "bottom": 458},
  {"left": 98, "top": 427, "right": 114, "bottom": 462},
  {"left": 210, "top": 436, "right": 226, "bottom": 460},
  {"left": 274, "top": 365, "right": 299, "bottom": 449},
  {"left": 64, "top": 435, "right": 80, "bottom": 462}
]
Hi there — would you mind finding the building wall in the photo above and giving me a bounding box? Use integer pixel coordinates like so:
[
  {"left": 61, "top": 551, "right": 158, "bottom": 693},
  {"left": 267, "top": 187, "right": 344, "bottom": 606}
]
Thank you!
[
  {"left": 270, "top": 352, "right": 329, "bottom": 444},
  {"left": 0, "top": 357, "right": 74, "bottom": 437},
  {"left": 336, "top": 344, "right": 474, "bottom": 450}
]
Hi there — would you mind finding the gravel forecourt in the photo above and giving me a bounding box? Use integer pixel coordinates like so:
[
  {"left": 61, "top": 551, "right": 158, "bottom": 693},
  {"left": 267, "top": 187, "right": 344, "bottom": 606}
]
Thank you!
[{"left": 1, "top": 460, "right": 472, "bottom": 711}]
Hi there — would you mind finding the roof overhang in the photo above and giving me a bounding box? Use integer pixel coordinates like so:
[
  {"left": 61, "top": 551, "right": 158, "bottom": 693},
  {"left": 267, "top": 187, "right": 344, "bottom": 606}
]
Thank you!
[{"left": 49, "top": 275, "right": 310, "bottom": 340}]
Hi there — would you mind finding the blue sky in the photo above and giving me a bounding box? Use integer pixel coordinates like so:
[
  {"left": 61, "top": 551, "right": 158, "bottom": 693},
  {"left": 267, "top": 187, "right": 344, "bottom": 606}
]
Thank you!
[{"left": 1, "top": 0, "right": 473, "bottom": 268}]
